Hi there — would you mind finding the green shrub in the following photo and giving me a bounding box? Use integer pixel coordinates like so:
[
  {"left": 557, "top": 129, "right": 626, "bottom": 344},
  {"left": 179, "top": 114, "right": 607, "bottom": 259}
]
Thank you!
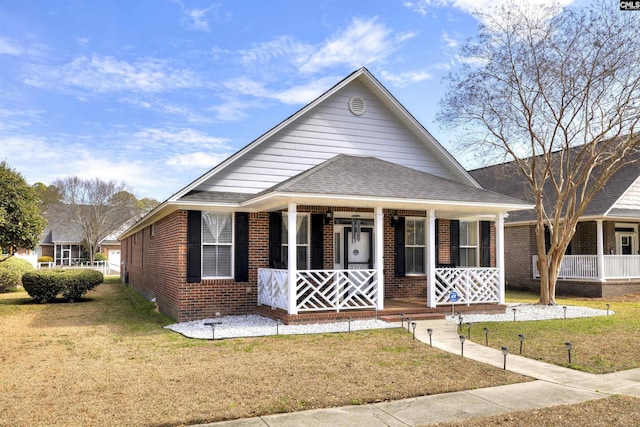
[
  {"left": 22, "top": 270, "right": 63, "bottom": 303},
  {"left": 60, "top": 269, "right": 103, "bottom": 301},
  {"left": 94, "top": 253, "right": 108, "bottom": 262},
  {"left": 22, "top": 269, "right": 103, "bottom": 303},
  {"left": 0, "top": 256, "right": 35, "bottom": 292},
  {"left": 38, "top": 256, "right": 54, "bottom": 263}
]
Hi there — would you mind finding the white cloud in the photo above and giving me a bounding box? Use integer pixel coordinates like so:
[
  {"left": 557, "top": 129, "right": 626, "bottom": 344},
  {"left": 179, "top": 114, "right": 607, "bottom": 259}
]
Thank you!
[
  {"left": 223, "top": 76, "right": 338, "bottom": 105},
  {"left": 167, "top": 151, "right": 228, "bottom": 168},
  {"left": 441, "top": 30, "right": 460, "bottom": 48},
  {"left": 404, "top": 0, "right": 575, "bottom": 25},
  {"left": 239, "top": 36, "right": 313, "bottom": 67},
  {"left": 299, "top": 17, "right": 416, "bottom": 74},
  {"left": 23, "top": 55, "right": 203, "bottom": 94},
  {"left": 179, "top": 3, "right": 229, "bottom": 32},
  {"left": 130, "top": 127, "right": 229, "bottom": 150},
  {"left": 380, "top": 69, "right": 432, "bottom": 87},
  {"left": 0, "top": 37, "right": 21, "bottom": 55}
]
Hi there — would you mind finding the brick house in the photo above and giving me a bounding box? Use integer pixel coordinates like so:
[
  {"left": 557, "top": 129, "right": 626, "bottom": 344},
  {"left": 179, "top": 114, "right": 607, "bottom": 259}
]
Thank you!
[
  {"left": 471, "top": 151, "right": 640, "bottom": 297},
  {"left": 119, "top": 68, "right": 531, "bottom": 323}
]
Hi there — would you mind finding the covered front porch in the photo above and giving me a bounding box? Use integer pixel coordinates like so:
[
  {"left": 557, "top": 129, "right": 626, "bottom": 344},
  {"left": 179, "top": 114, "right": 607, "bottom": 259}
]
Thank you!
[{"left": 256, "top": 202, "right": 508, "bottom": 317}]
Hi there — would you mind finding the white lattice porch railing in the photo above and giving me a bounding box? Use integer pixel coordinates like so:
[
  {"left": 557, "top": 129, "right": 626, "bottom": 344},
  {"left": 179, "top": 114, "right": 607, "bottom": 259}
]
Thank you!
[
  {"left": 257, "top": 268, "right": 289, "bottom": 312},
  {"left": 296, "top": 269, "right": 378, "bottom": 312},
  {"left": 435, "top": 267, "right": 500, "bottom": 306}
]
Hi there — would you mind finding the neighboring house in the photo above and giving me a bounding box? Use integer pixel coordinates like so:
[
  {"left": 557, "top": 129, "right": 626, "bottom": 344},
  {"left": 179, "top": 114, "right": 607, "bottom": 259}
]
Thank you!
[
  {"left": 37, "top": 204, "right": 122, "bottom": 271},
  {"left": 119, "top": 68, "right": 532, "bottom": 323},
  {"left": 471, "top": 151, "right": 640, "bottom": 297}
]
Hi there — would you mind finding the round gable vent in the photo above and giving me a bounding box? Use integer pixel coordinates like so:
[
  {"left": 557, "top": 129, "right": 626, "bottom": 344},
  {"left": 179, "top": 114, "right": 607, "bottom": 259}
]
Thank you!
[{"left": 348, "top": 96, "right": 366, "bottom": 116}]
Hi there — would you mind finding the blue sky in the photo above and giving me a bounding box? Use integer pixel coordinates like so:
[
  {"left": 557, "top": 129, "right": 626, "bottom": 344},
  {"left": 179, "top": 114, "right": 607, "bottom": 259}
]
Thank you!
[{"left": 0, "top": 0, "right": 574, "bottom": 201}]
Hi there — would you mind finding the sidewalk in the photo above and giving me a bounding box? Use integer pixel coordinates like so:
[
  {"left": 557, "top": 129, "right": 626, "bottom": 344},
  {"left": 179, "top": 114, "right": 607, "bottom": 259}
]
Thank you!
[{"left": 198, "top": 319, "right": 640, "bottom": 427}]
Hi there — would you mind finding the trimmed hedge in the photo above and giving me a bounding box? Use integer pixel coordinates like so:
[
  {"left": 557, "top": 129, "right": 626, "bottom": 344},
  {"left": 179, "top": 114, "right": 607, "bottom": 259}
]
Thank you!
[
  {"left": 94, "top": 253, "right": 108, "bottom": 262},
  {"left": 37, "top": 256, "right": 54, "bottom": 263},
  {"left": 22, "top": 269, "right": 103, "bottom": 303},
  {"left": 0, "top": 256, "right": 34, "bottom": 292}
]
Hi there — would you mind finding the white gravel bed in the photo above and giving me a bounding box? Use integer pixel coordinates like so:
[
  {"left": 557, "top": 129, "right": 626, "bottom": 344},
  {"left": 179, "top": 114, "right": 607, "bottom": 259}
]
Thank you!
[
  {"left": 445, "top": 303, "right": 613, "bottom": 324},
  {"left": 165, "top": 314, "right": 396, "bottom": 340}
]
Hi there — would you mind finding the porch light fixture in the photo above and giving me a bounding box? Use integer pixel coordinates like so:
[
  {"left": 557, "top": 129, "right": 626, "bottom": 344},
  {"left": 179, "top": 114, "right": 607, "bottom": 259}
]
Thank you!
[
  {"left": 565, "top": 342, "right": 572, "bottom": 364},
  {"left": 411, "top": 322, "right": 417, "bottom": 340},
  {"left": 324, "top": 209, "right": 333, "bottom": 225},
  {"left": 459, "top": 335, "right": 466, "bottom": 358},
  {"left": 427, "top": 328, "right": 433, "bottom": 347},
  {"left": 502, "top": 347, "right": 509, "bottom": 370},
  {"left": 518, "top": 334, "right": 525, "bottom": 355},
  {"left": 483, "top": 327, "right": 489, "bottom": 346},
  {"left": 390, "top": 212, "right": 399, "bottom": 227}
]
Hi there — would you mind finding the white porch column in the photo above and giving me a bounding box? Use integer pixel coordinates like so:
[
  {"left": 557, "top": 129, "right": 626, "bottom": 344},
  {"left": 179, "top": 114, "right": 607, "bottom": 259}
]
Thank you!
[
  {"left": 426, "top": 210, "right": 437, "bottom": 308},
  {"left": 496, "top": 212, "right": 506, "bottom": 305},
  {"left": 375, "top": 206, "right": 384, "bottom": 310},
  {"left": 287, "top": 202, "right": 298, "bottom": 315},
  {"left": 597, "top": 219, "right": 605, "bottom": 282}
]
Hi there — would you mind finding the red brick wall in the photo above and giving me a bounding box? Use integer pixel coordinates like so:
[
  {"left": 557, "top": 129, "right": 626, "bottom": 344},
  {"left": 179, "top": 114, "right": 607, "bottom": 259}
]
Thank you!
[{"left": 123, "top": 207, "right": 499, "bottom": 322}]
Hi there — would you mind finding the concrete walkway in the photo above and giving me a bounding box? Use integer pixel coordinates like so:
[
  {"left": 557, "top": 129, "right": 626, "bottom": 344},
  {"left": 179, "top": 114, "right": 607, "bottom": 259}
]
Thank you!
[{"left": 198, "top": 319, "right": 640, "bottom": 427}]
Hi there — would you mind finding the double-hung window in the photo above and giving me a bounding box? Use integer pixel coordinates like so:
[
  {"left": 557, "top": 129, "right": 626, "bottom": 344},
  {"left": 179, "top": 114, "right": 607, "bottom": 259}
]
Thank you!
[
  {"left": 405, "top": 218, "right": 426, "bottom": 275},
  {"left": 202, "top": 212, "right": 232, "bottom": 277},
  {"left": 281, "top": 214, "right": 309, "bottom": 269},
  {"left": 459, "top": 221, "right": 478, "bottom": 267}
]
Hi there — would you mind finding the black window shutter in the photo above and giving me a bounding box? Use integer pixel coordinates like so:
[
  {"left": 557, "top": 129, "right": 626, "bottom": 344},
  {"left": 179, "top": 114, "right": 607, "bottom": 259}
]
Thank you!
[
  {"left": 481, "top": 220, "right": 491, "bottom": 267},
  {"left": 235, "top": 212, "right": 249, "bottom": 282},
  {"left": 394, "top": 217, "right": 406, "bottom": 278},
  {"left": 269, "top": 212, "right": 282, "bottom": 268},
  {"left": 311, "top": 214, "right": 324, "bottom": 270},
  {"left": 186, "top": 210, "right": 202, "bottom": 283},
  {"left": 450, "top": 219, "right": 460, "bottom": 267}
]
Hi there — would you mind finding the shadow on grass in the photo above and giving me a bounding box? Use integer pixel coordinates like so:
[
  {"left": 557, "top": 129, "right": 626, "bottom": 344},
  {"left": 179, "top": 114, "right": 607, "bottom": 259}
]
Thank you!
[{"left": 1, "top": 278, "right": 174, "bottom": 336}]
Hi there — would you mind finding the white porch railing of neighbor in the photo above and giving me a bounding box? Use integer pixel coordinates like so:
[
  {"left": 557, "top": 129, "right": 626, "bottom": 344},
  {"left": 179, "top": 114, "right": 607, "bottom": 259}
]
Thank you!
[
  {"left": 604, "top": 255, "right": 640, "bottom": 280},
  {"left": 257, "top": 268, "right": 378, "bottom": 313},
  {"left": 533, "top": 255, "right": 640, "bottom": 280},
  {"left": 434, "top": 267, "right": 500, "bottom": 306}
]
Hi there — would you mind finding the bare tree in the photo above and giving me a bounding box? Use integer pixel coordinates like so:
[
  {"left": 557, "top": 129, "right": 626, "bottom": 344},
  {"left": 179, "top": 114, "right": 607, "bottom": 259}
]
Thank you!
[
  {"left": 53, "top": 177, "right": 136, "bottom": 265},
  {"left": 439, "top": 1, "right": 640, "bottom": 304}
]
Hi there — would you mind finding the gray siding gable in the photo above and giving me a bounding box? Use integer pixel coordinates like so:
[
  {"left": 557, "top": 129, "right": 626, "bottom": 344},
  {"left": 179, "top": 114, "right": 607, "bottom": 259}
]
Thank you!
[{"left": 171, "top": 68, "right": 477, "bottom": 202}]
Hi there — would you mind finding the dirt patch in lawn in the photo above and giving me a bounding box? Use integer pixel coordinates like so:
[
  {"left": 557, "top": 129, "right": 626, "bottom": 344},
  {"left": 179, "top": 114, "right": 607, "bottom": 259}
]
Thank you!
[
  {"left": 0, "top": 283, "right": 528, "bottom": 427},
  {"left": 435, "top": 395, "right": 640, "bottom": 427}
]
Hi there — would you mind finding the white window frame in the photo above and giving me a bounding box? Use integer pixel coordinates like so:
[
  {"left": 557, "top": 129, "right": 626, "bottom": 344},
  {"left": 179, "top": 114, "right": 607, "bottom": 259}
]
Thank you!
[
  {"left": 459, "top": 220, "right": 479, "bottom": 267},
  {"left": 201, "top": 211, "right": 234, "bottom": 279},
  {"left": 405, "top": 217, "right": 426, "bottom": 275},
  {"left": 281, "top": 213, "right": 310, "bottom": 269}
]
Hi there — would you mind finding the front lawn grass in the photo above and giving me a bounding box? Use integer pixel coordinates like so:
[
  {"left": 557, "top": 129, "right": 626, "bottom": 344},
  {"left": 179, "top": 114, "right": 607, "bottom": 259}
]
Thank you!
[
  {"left": 0, "top": 281, "right": 527, "bottom": 427},
  {"left": 468, "top": 290, "right": 640, "bottom": 374}
]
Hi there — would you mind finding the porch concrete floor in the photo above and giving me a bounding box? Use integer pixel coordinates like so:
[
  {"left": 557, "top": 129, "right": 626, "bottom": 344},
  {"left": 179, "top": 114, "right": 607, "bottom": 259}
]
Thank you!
[{"left": 254, "top": 298, "right": 506, "bottom": 325}]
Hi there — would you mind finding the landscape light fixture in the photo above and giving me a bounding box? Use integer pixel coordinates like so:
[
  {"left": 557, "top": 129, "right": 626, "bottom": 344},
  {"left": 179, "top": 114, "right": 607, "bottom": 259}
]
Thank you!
[
  {"left": 467, "top": 322, "right": 472, "bottom": 339},
  {"left": 204, "top": 320, "right": 221, "bottom": 340},
  {"left": 518, "top": 334, "right": 525, "bottom": 355},
  {"left": 459, "top": 335, "right": 466, "bottom": 358},
  {"left": 407, "top": 317, "right": 412, "bottom": 333},
  {"left": 275, "top": 319, "right": 281, "bottom": 335},
  {"left": 563, "top": 306, "right": 567, "bottom": 319},
  {"left": 483, "top": 327, "right": 489, "bottom": 346},
  {"left": 606, "top": 303, "right": 610, "bottom": 315},
  {"left": 348, "top": 316, "right": 353, "bottom": 332},
  {"left": 565, "top": 342, "right": 573, "bottom": 364},
  {"left": 458, "top": 315, "right": 464, "bottom": 333},
  {"left": 427, "top": 328, "right": 433, "bottom": 347},
  {"left": 502, "top": 347, "right": 509, "bottom": 370},
  {"left": 512, "top": 307, "right": 517, "bottom": 322},
  {"left": 400, "top": 313, "right": 405, "bottom": 328},
  {"left": 411, "top": 322, "right": 417, "bottom": 340}
]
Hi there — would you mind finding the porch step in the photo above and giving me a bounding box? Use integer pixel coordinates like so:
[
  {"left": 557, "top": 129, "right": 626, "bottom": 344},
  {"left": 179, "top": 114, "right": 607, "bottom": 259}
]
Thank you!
[{"left": 254, "top": 304, "right": 506, "bottom": 325}]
